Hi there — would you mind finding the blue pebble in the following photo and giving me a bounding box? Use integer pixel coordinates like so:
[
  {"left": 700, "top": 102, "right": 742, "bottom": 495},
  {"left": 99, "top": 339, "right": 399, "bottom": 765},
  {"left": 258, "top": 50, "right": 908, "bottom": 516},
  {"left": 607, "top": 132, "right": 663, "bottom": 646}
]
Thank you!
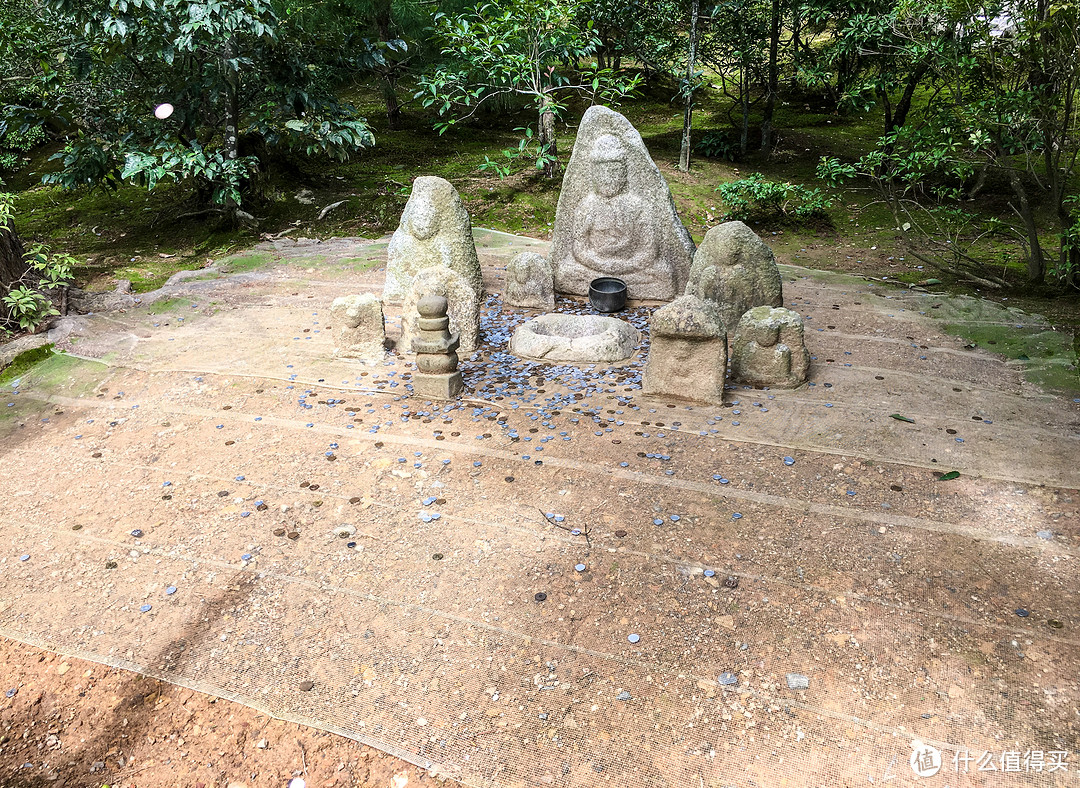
[
  {"left": 166, "top": 586, "right": 177, "bottom": 595},
  {"left": 732, "top": 513, "right": 742, "bottom": 520},
  {"left": 140, "top": 604, "right": 152, "bottom": 613},
  {"left": 783, "top": 456, "right": 795, "bottom": 466}
]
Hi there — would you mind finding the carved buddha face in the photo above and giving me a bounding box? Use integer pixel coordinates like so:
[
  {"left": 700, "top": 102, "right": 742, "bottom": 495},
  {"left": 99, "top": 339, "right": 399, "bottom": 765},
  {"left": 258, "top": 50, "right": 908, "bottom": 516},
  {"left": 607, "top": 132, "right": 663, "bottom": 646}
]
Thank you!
[
  {"left": 408, "top": 202, "right": 440, "bottom": 240},
  {"left": 751, "top": 324, "right": 781, "bottom": 348},
  {"left": 590, "top": 135, "right": 629, "bottom": 198}
]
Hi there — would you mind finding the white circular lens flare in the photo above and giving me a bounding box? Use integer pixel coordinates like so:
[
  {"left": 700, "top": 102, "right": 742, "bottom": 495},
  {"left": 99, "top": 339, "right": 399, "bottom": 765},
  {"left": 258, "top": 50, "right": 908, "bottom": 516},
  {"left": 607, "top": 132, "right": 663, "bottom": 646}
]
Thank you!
[{"left": 154, "top": 103, "right": 174, "bottom": 120}]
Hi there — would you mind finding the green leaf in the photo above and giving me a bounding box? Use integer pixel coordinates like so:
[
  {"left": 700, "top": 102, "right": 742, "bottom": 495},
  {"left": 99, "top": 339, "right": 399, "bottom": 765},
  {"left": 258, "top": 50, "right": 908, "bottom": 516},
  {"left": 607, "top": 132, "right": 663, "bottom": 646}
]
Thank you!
[
  {"left": 935, "top": 471, "right": 960, "bottom": 481},
  {"left": 889, "top": 414, "right": 915, "bottom": 423}
]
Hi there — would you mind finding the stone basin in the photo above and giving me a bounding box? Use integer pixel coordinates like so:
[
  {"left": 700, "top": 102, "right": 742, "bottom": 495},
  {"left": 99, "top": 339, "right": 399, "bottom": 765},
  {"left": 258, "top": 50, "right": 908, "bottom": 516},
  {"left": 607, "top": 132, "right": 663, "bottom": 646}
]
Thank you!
[{"left": 509, "top": 314, "right": 640, "bottom": 363}]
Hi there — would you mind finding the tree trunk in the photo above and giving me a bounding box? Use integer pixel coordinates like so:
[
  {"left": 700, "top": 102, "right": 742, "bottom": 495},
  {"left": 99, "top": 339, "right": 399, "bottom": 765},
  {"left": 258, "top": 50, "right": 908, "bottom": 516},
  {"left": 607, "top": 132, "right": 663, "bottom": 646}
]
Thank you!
[
  {"left": 1, "top": 219, "right": 27, "bottom": 296},
  {"left": 223, "top": 36, "right": 241, "bottom": 216},
  {"left": 1002, "top": 160, "right": 1046, "bottom": 283},
  {"left": 740, "top": 63, "right": 750, "bottom": 155},
  {"left": 760, "top": 0, "right": 781, "bottom": 153},
  {"left": 382, "top": 77, "right": 402, "bottom": 130},
  {"left": 789, "top": 2, "right": 801, "bottom": 89},
  {"left": 538, "top": 99, "right": 560, "bottom": 179},
  {"left": 374, "top": 3, "right": 402, "bottom": 129},
  {"left": 678, "top": 0, "right": 701, "bottom": 172}
]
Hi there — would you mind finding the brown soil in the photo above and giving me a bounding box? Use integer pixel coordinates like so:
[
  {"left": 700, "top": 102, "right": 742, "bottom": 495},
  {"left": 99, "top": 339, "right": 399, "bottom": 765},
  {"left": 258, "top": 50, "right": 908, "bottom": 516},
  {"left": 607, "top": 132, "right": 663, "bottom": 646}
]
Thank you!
[{"left": 0, "top": 637, "right": 445, "bottom": 788}]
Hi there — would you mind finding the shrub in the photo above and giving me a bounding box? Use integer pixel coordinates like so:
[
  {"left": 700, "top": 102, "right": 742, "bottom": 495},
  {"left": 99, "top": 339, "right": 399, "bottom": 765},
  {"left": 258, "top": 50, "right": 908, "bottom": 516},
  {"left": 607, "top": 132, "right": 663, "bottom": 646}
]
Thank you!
[
  {"left": 717, "top": 173, "right": 832, "bottom": 223},
  {"left": 695, "top": 131, "right": 738, "bottom": 162}
]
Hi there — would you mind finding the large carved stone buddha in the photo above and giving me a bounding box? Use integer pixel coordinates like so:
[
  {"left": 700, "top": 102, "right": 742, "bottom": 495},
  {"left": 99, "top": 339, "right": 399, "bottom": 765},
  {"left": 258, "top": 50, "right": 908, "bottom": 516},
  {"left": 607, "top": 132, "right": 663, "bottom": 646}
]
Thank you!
[{"left": 550, "top": 106, "right": 695, "bottom": 301}]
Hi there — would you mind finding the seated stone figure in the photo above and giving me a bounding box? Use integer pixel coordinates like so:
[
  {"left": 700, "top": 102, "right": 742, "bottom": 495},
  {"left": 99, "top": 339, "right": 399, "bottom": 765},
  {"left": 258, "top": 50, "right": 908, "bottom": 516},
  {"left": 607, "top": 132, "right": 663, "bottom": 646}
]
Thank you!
[
  {"left": 505, "top": 251, "right": 554, "bottom": 310},
  {"left": 383, "top": 176, "right": 482, "bottom": 303},
  {"left": 642, "top": 294, "right": 726, "bottom": 404},
  {"left": 550, "top": 106, "right": 695, "bottom": 301},
  {"left": 399, "top": 266, "right": 481, "bottom": 355},
  {"left": 570, "top": 135, "right": 663, "bottom": 290},
  {"left": 329, "top": 293, "right": 385, "bottom": 361},
  {"left": 730, "top": 306, "right": 810, "bottom": 388},
  {"left": 686, "top": 221, "right": 783, "bottom": 332}
]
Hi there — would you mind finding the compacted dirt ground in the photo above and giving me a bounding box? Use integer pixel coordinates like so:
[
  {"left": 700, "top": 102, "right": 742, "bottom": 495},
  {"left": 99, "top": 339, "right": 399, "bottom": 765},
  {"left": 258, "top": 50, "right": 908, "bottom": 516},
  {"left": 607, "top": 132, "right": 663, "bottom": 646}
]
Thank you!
[
  {"left": 0, "top": 229, "right": 1077, "bottom": 788},
  {"left": 0, "top": 637, "right": 438, "bottom": 788}
]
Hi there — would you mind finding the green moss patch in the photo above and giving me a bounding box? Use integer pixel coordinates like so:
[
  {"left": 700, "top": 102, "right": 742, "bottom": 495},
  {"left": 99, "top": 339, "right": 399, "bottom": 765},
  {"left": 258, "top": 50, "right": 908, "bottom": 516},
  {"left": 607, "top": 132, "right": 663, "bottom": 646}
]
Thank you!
[{"left": 0, "top": 344, "right": 55, "bottom": 385}]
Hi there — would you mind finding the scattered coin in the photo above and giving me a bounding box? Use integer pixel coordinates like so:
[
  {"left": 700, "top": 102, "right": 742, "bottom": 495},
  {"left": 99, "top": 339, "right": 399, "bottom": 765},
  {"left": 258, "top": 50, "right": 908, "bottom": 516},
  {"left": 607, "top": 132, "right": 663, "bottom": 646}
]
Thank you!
[
  {"left": 786, "top": 673, "right": 809, "bottom": 690},
  {"left": 299, "top": 680, "right": 314, "bottom": 692}
]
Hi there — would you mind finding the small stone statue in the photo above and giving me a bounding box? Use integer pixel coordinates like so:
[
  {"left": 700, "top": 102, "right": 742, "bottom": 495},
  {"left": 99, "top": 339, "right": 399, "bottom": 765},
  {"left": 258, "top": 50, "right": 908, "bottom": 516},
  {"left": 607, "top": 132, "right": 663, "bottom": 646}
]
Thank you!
[
  {"left": 383, "top": 176, "right": 483, "bottom": 303},
  {"left": 730, "top": 306, "right": 810, "bottom": 388},
  {"left": 411, "top": 294, "right": 464, "bottom": 400},
  {"left": 505, "top": 251, "right": 555, "bottom": 310},
  {"left": 399, "top": 266, "right": 481, "bottom": 354},
  {"left": 329, "top": 293, "right": 385, "bottom": 361},
  {"left": 642, "top": 294, "right": 727, "bottom": 404},
  {"left": 686, "top": 221, "right": 783, "bottom": 332}
]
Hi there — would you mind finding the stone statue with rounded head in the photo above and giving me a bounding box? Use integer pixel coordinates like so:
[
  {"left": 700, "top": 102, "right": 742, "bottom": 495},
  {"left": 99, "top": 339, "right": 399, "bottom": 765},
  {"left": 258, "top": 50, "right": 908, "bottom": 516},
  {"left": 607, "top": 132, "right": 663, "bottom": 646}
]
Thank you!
[
  {"left": 550, "top": 106, "right": 695, "bottom": 301},
  {"left": 383, "top": 176, "right": 482, "bottom": 304}
]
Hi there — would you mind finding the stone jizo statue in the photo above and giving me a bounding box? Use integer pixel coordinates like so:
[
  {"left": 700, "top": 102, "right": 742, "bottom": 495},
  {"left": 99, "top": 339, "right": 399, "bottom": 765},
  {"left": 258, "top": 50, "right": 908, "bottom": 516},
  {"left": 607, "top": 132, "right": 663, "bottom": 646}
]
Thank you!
[
  {"left": 329, "top": 293, "right": 385, "bottom": 361},
  {"left": 505, "top": 251, "right": 555, "bottom": 310},
  {"left": 730, "top": 306, "right": 810, "bottom": 388},
  {"left": 686, "top": 220, "right": 783, "bottom": 332},
  {"left": 384, "top": 176, "right": 483, "bottom": 303},
  {"left": 642, "top": 294, "right": 727, "bottom": 404}
]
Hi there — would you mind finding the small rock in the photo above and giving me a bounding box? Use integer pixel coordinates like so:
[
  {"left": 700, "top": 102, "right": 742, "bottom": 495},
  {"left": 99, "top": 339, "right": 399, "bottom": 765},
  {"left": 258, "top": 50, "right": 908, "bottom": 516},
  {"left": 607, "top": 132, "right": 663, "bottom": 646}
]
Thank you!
[
  {"left": 255, "top": 738, "right": 268, "bottom": 749},
  {"left": 616, "top": 691, "right": 631, "bottom": 701}
]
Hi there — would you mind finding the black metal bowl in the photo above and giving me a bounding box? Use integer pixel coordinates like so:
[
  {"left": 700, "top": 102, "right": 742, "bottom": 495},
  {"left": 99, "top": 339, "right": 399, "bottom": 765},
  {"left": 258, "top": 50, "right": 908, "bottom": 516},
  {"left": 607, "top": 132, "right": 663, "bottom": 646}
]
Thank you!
[{"left": 589, "top": 277, "right": 627, "bottom": 312}]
